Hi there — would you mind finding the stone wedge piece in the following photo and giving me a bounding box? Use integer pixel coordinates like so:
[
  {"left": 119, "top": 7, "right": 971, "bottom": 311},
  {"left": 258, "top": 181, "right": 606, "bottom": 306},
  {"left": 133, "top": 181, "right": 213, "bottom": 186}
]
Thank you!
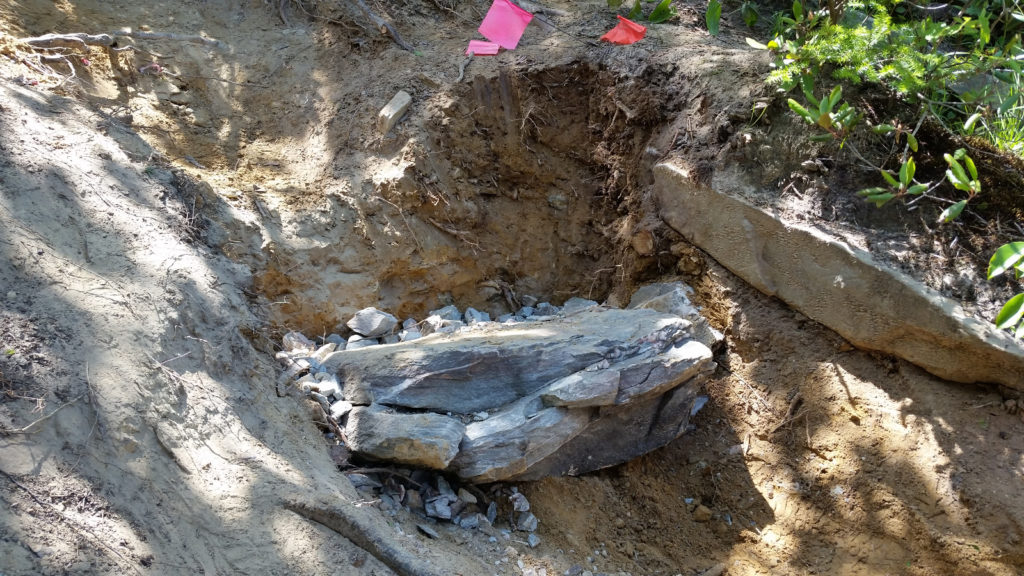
[
  {"left": 450, "top": 396, "right": 594, "bottom": 483},
  {"left": 540, "top": 370, "right": 620, "bottom": 408},
  {"left": 654, "top": 161, "right": 1024, "bottom": 390},
  {"left": 344, "top": 405, "right": 465, "bottom": 469},
  {"left": 378, "top": 90, "right": 412, "bottom": 134},
  {"left": 628, "top": 282, "right": 723, "bottom": 349}
]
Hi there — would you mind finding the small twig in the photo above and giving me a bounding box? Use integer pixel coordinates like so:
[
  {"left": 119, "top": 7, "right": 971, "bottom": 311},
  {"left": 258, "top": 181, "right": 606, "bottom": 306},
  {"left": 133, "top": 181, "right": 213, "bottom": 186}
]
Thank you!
[
  {"left": 479, "top": 279, "right": 520, "bottom": 311},
  {"left": 843, "top": 140, "right": 884, "bottom": 172},
  {"left": 289, "top": 1, "right": 362, "bottom": 31},
  {"left": 53, "top": 55, "right": 77, "bottom": 88},
  {"left": 427, "top": 217, "right": 483, "bottom": 252},
  {"left": 0, "top": 394, "right": 85, "bottom": 435},
  {"left": 314, "top": 401, "right": 348, "bottom": 443},
  {"left": 10, "top": 237, "right": 138, "bottom": 318},
  {"left": 344, "top": 467, "right": 422, "bottom": 488},
  {"left": 0, "top": 469, "right": 47, "bottom": 506},
  {"left": 771, "top": 408, "right": 808, "bottom": 434},
  {"left": 379, "top": 197, "right": 424, "bottom": 253},
  {"left": 152, "top": 351, "right": 193, "bottom": 366},
  {"left": 66, "top": 363, "right": 102, "bottom": 475},
  {"left": 279, "top": 0, "right": 292, "bottom": 26},
  {"left": 144, "top": 351, "right": 193, "bottom": 388},
  {"left": 0, "top": 468, "right": 139, "bottom": 573},
  {"left": 735, "top": 373, "right": 771, "bottom": 412},
  {"left": 112, "top": 29, "right": 221, "bottom": 48},
  {"left": 176, "top": 74, "right": 269, "bottom": 88},
  {"left": 771, "top": 393, "right": 805, "bottom": 434}
]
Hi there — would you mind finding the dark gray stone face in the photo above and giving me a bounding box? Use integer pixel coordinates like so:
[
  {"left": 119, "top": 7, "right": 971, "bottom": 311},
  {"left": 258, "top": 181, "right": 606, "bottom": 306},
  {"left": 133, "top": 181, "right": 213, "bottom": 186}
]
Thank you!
[
  {"left": 319, "top": 297, "right": 717, "bottom": 483},
  {"left": 323, "top": 308, "right": 690, "bottom": 414}
]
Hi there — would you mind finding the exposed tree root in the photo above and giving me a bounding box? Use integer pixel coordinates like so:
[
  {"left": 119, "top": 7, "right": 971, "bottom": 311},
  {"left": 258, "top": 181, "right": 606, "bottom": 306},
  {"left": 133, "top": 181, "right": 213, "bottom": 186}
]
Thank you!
[
  {"left": 283, "top": 493, "right": 447, "bottom": 576},
  {"left": 21, "top": 30, "right": 221, "bottom": 50}
]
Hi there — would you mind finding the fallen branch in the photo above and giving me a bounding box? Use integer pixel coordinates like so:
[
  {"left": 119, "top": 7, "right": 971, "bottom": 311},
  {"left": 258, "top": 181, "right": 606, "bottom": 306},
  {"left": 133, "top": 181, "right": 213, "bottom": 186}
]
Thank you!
[
  {"left": 351, "top": 0, "right": 415, "bottom": 52},
  {"left": 455, "top": 53, "right": 473, "bottom": 82}
]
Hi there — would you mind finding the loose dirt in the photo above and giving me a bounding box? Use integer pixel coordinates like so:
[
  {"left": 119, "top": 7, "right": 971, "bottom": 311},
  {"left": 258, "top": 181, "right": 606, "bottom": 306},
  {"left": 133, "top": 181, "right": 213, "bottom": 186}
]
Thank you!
[{"left": 1, "top": 1, "right": 1022, "bottom": 575}]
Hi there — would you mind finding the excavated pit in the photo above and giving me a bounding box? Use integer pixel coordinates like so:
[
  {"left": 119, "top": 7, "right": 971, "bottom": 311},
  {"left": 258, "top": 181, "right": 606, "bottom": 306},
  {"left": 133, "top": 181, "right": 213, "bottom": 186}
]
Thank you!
[{"left": 252, "top": 62, "right": 687, "bottom": 336}]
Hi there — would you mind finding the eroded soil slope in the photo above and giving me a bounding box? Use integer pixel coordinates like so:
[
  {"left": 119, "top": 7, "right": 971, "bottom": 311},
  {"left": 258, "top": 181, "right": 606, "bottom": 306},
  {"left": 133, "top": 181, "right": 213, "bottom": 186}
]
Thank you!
[{"left": 1, "top": 1, "right": 1022, "bottom": 575}]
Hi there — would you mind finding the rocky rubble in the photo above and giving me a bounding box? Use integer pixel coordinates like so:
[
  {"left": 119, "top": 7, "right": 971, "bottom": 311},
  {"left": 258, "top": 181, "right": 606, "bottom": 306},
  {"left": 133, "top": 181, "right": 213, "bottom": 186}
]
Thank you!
[
  {"left": 343, "top": 466, "right": 546, "bottom": 548},
  {"left": 276, "top": 282, "right": 721, "bottom": 483}
]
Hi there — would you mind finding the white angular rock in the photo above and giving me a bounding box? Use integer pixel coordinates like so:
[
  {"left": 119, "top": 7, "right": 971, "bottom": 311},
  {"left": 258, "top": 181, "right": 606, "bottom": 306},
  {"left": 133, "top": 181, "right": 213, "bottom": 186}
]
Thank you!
[
  {"left": 282, "top": 331, "right": 314, "bottom": 352},
  {"left": 329, "top": 400, "right": 353, "bottom": 420},
  {"left": 347, "top": 334, "right": 381, "bottom": 350},
  {"left": 516, "top": 511, "right": 538, "bottom": 532},
  {"left": 314, "top": 372, "right": 342, "bottom": 399},
  {"left": 311, "top": 343, "right": 337, "bottom": 365},
  {"left": 420, "top": 315, "right": 444, "bottom": 335},
  {"left": 399, "top": 329, "right": 422, "bottom": 342},
  {"left": 378, "top": 90, "right": 412, "bottom": 134},
  {"left": 627, "top": 282, "right": 723, "bottom": 349},
  {"left": 429, "top": 305, "right": 462, "bottom": 321},
  {"left": 347, "top": 307, "right": 398, "bottom": 338},
  {"left": 561, "top": 297, "right": 598, "bottom": 314},
  {"left": 464, "top": 307, "right": 491, "bottom": 324}
]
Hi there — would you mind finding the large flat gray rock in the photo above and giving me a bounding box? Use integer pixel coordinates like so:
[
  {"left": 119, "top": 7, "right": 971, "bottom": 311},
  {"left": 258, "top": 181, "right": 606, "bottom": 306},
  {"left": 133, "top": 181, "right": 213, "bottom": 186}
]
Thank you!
[
  {"left": 321, "top": 308, "right": 694, "bottom": 414},
  {"left": 323, "top": 306, "right": 716, "bottom": 482},
  {"left": 451, "top": 338, "right": 714, "bottom": 483},
  {"left": 655, "top": 162, "right": 1024, "bottom": 390}
]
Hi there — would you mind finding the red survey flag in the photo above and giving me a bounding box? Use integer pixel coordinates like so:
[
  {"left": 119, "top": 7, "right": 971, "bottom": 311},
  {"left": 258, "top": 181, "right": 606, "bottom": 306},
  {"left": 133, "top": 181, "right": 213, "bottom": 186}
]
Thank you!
[
  {"left": 600, "top": 15, "right": 646, "bottom": 44},
  {"left": 466, "top": 40, "right": 501, "bottom": 55},
  {"left": 479, "top": 0, "right": 534, "bottom": 50}
]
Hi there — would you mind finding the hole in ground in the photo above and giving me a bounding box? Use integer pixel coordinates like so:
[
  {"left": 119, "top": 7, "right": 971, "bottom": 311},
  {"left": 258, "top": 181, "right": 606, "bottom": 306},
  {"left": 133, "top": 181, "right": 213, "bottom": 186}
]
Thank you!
[{"left": 254, "top": 61, "right": 687, "bottom": 335}]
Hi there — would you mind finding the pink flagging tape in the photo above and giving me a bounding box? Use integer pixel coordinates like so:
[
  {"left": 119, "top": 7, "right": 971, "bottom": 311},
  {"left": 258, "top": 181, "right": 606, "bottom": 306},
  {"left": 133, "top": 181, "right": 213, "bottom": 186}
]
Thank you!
[
  {"left": 478, "top": 0, "right": 534, "bottom": 50},
  {"left": 467, "top": 39, "right": 501, "bottom": 55}
]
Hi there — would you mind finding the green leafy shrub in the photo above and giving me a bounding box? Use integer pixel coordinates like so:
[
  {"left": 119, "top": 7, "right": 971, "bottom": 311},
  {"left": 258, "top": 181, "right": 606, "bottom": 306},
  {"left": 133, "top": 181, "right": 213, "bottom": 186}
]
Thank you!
[{"left": 988, "top": 242, "right": 1024, "bottom": 336}]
